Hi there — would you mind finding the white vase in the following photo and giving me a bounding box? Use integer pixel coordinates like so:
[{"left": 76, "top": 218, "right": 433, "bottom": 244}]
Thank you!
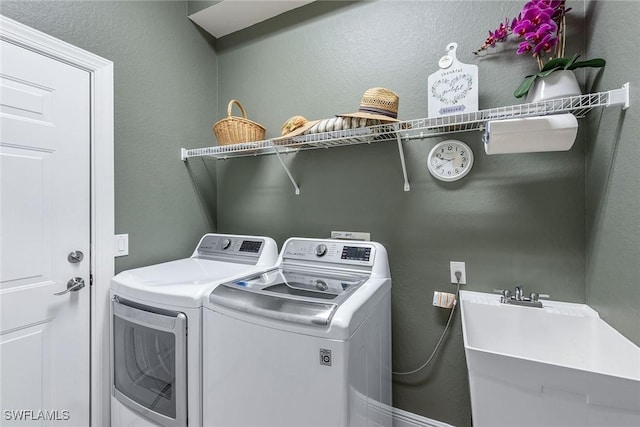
[{"left": 525, "top": 70, "right": 582, "bottom": 103}]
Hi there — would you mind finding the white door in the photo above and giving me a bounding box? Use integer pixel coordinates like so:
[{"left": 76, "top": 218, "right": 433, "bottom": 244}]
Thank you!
[{"left": 0, "top": 39, "right": 91, "bottom": 425}]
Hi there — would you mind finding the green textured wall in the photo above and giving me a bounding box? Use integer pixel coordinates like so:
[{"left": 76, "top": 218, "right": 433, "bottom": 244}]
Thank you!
[
  {"left": 3, "top": 1, "right": 637, "bottom": 426},
  {"left": 585, "top": 1, "right": 640, "bottom": 345},
  {"left": 214, "top": 1, "right": 589, "bottom": 425},
  {"left": 1, "top": 1, "right": 219, "bottom": 273}
]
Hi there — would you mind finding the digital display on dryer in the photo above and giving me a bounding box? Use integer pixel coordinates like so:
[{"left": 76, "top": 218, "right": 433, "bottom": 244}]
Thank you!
[
  {"left": 239, "top": 240, "right": 262, "bottom": 253},
  {"left": 341, "top": 246, "right": 371, "bottom": 261}
]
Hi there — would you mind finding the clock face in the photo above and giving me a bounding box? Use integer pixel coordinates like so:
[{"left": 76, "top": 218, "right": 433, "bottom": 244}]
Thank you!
[{"left": 427, "top": 140, "right": 474, "bottom": 182}]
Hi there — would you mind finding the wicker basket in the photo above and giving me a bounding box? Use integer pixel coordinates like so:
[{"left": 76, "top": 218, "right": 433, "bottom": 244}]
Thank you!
[{"left": 213, "top": 99, "right": 266, "bottom": 145}]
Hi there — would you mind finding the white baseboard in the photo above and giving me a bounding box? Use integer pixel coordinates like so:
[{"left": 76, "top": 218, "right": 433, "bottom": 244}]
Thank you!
[
  {"left": 392, "top": 406, "right": 454, "bottom": 427},
  {"left": 367, "top": 399, "right": 454, "bottom": 427}
]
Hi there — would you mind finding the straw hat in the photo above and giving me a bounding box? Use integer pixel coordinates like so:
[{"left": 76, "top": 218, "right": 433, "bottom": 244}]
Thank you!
[
  {"left": 279, "top": 115, "right": 321, "bottom": 138},
  {"left": 338, "top": 87, "right": 400, "bottom": 122}
]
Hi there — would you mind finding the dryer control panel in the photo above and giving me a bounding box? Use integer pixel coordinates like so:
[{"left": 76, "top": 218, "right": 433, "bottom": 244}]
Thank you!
[
  {"left": 195, "top": 234, "right": 264, "bottom": 263},
  {"left": 282, "top": 239, "right": 375, "bottom": 267}
]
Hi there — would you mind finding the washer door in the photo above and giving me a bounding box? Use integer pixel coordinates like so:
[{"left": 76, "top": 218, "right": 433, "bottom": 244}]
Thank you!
[
  {"left": 112, "top": 298, "right": 187, "bottom": 427},
  {"left": 209, "top": 268, "right": 367, "bottom": 326}
]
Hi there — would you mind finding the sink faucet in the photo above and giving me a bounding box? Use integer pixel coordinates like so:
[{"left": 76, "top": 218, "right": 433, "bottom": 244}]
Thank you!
[
  {"left": 514, "top": 285, "right": 523, "bottom": 301},
  {"left": 495, "top": 286, "right": 549, "bottom": 308}
]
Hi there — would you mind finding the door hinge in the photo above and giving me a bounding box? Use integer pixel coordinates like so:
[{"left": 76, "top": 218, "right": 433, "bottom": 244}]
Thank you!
[{"left": 90, "top": 274, "right": 94, "bottom": 286}]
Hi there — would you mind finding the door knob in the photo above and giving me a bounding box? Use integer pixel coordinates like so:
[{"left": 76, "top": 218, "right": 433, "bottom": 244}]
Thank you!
[
  {"left": 54, "top": 277, "right": 85, "bottom": 296},
  {"left": 68, "top": 251, "right": 84, "bottom": 263}
]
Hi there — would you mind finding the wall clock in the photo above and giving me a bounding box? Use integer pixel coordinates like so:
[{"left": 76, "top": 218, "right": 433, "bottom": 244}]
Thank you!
[{"left": 427, "top": 139, "right": 474, "bottom": 182}]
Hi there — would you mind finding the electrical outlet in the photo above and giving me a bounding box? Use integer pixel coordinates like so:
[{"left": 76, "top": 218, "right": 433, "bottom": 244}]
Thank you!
[{"left": 450, "top": 261, "right": 466, "bottom": 285}]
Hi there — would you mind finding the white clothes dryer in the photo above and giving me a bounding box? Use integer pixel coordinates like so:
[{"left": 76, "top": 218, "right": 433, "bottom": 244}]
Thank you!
[
  {"left": 110, "top": 234, "right": 278, "bottom": 427},
  {"left": 202, "top": 237, "right": 392, "bottom": 427}
]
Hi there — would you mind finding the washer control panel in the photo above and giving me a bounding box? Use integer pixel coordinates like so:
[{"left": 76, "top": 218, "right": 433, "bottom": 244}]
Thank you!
[
  {"left": 196, "top": 235, "right": 264, "bottom": 260},
  {"left": 340, "top": 245, "right": 372, "bottom": 262},
  {"left": 283, "top": 239, "right": 375, "bottom": 266}
]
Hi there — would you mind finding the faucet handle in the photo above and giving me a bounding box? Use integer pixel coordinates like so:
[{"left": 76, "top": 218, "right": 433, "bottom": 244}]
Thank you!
[
  {"left": 493, "top": 288, "right": 511, "bottom": 302},
  {"left": 530, "top": 292, "right": 550, "bottom": 302},
  {"left": 514, "top": 285, "right": 524, "bottom": 300}
]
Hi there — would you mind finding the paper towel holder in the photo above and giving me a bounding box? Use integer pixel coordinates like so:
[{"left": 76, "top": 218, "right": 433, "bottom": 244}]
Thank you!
[{"left": 483, "top": 113, "right": 579, "bottom": 155}]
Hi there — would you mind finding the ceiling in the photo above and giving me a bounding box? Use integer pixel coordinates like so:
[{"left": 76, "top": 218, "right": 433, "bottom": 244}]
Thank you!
[{"left": 188, "top": 0, "right": 316, "bottom": 39}]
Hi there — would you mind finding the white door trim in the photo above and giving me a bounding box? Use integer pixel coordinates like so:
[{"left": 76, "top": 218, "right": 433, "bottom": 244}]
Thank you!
[{"left": 0, "top": 15, "right": 114, "bottom": 427}]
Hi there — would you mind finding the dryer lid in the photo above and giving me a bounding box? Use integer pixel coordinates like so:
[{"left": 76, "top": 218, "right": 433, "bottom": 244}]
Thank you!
[{"left": 111, "top": 258, "right": 266, "bottom": 308}]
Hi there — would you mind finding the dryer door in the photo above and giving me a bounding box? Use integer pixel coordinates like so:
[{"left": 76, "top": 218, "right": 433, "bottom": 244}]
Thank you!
[{"left": 112, "top": 298, "right": 187, "bottom": 427}]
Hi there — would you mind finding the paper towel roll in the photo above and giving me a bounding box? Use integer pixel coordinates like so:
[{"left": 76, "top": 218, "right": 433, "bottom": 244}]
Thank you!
[{"left": 484, "top": 113, "right": 578, "bottom": 155}]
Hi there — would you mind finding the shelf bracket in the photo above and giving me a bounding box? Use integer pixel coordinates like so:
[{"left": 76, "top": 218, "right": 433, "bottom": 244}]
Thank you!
[
  {"left": 607, "top": 82, "right": 630, "bottom": 110},
  {"left": 395, "top": 127, "right": 410, "bottom": 191},
  {"left": 272, "top": 145, "right": 300, "bottom": 195}
]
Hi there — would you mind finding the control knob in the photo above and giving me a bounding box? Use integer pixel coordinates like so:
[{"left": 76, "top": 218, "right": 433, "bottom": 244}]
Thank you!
[
  {"left": 315, "top": 244, "right": 327, "bottom": 257},
  {"left": 221, "top": 238, "right": 232, "bottom": 250}
]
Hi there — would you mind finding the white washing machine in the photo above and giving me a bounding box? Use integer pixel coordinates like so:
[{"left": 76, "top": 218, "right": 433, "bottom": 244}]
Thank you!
[
  {"left": 110, "top": 233, "right": 278, "bottom": 427},
  {"left": 202, "top": 237, "right": 392, "bottom": 427}
]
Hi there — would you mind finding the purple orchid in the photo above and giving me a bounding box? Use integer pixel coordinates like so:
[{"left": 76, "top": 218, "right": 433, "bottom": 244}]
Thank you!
[
  {"left": 520, "top": 4, "right": 553, "bottom": 27},
  {"left": 474, "top": 0, "right": 569, "bottom": 69},
  {"left": 533, "top": 33, "right": 558, "bottom": 55},
  {"left": 473, "top": 0, "right": 606, "bottom": 98},
  {"left": 516, "top": 41, "right": 533, "bottom": 55},
  {"left": 513, "top": 18, "right": 535, "bottom": 37},
  {"left": 479, "top": 18, "right": 510, "bottom": 50}
]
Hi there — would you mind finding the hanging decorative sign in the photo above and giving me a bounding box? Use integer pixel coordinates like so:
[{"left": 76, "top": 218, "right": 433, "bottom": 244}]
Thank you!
[{"left": 428, "top": 42, "right": 478, "bottom": 118}]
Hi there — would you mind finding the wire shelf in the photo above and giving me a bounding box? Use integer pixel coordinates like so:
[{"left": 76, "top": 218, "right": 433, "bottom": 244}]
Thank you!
[
  {"left": 182, "top": 85, "right": 628, "bottom": 162},
  {"left": 181, "top": 84, "right": 629, "bottom": 194}
]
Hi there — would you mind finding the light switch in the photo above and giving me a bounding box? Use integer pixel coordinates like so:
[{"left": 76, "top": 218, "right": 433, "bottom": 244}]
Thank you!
[{"left": 114, "top": 234, "right": 129, "bottom": 257}]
